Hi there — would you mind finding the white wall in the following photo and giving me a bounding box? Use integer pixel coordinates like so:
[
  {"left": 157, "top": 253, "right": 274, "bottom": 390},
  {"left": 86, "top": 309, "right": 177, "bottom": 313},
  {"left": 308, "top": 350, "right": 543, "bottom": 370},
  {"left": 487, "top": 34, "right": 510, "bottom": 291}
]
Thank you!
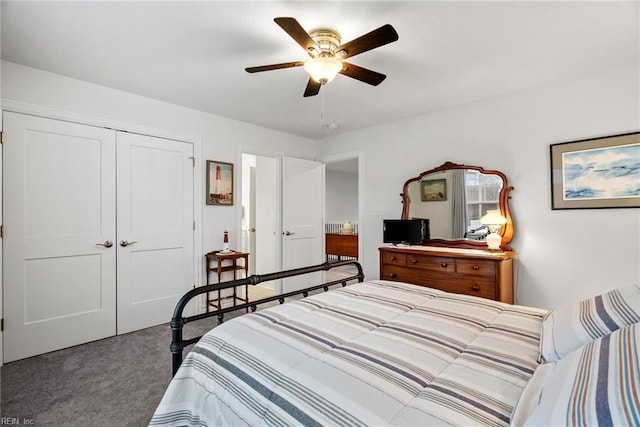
[
  {"left": 3, "top": 61, "right": 638, "bottom": 311},
  {"left": 316, "top": 64, "right": 640, "bottom": 310},
  {"left": 1, "top": 61, "right": 316, "bottom": 284},
  {"left": 325, "top": 169, "right": 358, "bottom": 225}
]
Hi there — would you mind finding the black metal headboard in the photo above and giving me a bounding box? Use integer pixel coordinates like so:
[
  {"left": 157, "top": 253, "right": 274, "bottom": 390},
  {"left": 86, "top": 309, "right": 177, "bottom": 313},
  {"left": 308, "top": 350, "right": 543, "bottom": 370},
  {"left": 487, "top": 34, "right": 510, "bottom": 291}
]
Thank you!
[{"left": 170, "top": 260, "right": 364, "bottom": 375}]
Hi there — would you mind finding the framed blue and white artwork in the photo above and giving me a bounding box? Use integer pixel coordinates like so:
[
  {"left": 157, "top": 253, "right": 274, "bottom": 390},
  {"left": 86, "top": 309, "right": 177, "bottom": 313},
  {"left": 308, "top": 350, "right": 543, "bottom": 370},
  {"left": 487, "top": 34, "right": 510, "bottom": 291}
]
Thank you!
[{"left": 550, "top": 132, "right": 640, "bottom": 209}]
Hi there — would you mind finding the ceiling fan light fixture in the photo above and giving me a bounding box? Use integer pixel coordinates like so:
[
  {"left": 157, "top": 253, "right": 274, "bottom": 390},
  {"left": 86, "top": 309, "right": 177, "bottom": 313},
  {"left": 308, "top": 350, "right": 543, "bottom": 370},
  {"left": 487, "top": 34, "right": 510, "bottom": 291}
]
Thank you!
[
  {"left": 247, "top": 18, "right": 398, "bottom": 96},
  {"left": 304, "top": 57, "right": 343, "bottom": 84}
]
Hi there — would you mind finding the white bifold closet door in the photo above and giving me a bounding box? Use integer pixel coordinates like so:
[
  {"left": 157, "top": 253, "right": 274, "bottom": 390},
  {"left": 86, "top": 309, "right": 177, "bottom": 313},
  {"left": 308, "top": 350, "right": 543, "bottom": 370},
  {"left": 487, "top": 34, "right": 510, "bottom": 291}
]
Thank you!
[
  {"left": 3, "top": 112, "right": 194, "bottom": 362},
  {"left": 3, "top": 112, "right": 117, "bottom": 362},
  {"left": 115, "top": 132, "right": 194, "bottom": 334}
]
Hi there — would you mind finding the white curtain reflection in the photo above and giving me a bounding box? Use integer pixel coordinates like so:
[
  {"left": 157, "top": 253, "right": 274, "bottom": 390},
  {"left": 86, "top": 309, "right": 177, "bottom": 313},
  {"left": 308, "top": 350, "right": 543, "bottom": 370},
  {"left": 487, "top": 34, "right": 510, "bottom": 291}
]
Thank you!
[{"left": 451, "top": 169, "right": 467, "bottom": 238}]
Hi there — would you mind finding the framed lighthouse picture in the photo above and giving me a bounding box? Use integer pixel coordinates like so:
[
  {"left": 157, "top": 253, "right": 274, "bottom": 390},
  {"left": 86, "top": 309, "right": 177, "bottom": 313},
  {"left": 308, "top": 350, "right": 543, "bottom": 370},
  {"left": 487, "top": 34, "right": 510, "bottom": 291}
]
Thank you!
[{"left": 206, "top": 160, "right": 234, "bottom": 205}]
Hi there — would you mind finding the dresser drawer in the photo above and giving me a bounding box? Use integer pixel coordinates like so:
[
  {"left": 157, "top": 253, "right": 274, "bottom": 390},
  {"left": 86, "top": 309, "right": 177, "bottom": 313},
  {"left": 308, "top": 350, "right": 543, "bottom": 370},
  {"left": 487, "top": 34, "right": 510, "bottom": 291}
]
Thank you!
[
  {"left": 381, "top": 252, "right": 407, "bottom": 266},
  {"left": 456, "top": 259, "right": 496, "bottom": 277},
  {"left": 406, "top": 254, "right": 455, "bottom": 273},
  {"left": 436, "top": 278, "right": 497, "bottom": 300},
  {"left": 379, "top": 265, "right": 412, "bottom": 282}
]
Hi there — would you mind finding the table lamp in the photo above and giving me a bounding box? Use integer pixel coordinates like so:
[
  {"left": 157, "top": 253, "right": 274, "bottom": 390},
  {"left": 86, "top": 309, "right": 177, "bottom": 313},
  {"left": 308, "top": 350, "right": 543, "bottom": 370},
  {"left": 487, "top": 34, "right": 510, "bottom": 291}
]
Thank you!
[
  {"left": 480, "top": 209, "right": 507, "bottom": 251},
  {"left": 223, "top": 230, "right": 229, "bottom": 252}
]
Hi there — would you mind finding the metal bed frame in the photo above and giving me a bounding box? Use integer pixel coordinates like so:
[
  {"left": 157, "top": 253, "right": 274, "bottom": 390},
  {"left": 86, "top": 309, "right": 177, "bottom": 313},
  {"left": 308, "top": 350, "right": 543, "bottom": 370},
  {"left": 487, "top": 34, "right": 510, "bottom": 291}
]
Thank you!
[{"left": 170, "top": 260, "right": 365, "bottom": 375}]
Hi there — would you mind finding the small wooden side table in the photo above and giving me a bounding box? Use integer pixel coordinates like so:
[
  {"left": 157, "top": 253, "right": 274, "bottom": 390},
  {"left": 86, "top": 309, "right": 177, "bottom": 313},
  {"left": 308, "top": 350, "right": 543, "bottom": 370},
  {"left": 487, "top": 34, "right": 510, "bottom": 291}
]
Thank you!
[{"left": 205, "top": 250, "right": 250, "bottom": 311}]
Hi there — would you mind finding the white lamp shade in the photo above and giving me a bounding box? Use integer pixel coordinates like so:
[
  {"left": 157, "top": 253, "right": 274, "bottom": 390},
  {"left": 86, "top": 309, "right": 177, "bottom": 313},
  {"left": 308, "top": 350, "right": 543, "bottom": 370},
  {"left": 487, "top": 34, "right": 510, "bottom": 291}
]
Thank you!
[
  {"left": 304, "top": 57, "right": 343, "bottom": 84},
  {"left": 480, "top": 209, "right": 507, "bottom": 227}
]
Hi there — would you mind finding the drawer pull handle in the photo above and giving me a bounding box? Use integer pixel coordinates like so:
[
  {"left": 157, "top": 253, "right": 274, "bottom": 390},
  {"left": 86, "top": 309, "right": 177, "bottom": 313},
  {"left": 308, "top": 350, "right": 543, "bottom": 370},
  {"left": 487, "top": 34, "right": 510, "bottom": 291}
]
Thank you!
[
  {"left": 411, "top": 258, "right": 418, "bottom": 264},
  {"left": 441, "top": 262, "right": 448, "bottom": 268},
  {"left": 389, "top": 273, "right": 397, "bottom": 279},
  {"left": 472, "top": 265, "right": 480, "bottom": 270},
  {"left": 391, "top": 256, "right": 397, "bottom": 261},
  {"left": 472, "top": 285, "right": 481, "bottom": 291}
]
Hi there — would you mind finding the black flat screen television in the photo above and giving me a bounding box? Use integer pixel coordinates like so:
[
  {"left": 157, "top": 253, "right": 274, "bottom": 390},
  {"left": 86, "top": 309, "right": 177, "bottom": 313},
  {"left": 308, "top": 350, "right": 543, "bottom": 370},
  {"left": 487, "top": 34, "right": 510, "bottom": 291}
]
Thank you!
[{"left": 383, "top": 219, "right": 426, "bottom": 245}]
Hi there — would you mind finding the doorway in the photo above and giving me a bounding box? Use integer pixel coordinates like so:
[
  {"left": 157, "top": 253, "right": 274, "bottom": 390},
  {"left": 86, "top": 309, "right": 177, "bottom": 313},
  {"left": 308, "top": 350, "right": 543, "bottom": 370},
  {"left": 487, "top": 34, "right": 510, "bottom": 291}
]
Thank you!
[
  {"left": 241, "top": 153, "right": 279, "bottom": 294},
  {"left": 241, "top": 153, "right": 325, "bottom": 295},
  {"left": 324, "top": 155, "right": 361, "bottom": 281}
]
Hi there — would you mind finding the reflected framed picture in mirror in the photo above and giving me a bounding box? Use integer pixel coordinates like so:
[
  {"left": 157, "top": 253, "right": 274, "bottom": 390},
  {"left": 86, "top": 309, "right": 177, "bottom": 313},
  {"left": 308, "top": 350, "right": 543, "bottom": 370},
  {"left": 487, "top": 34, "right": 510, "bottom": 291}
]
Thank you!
[{"left": 421, "top": 179, "right": 447, "bottom": 202}]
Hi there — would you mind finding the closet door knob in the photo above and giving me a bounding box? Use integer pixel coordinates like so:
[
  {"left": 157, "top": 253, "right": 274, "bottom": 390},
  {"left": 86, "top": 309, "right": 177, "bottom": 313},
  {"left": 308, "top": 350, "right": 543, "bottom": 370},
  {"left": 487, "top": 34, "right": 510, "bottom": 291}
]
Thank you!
[
  {"left": 96, "top": 240, "right": 113, "bottom": 248},
  {"left": 120, "top": 240, "right": 138, "bottom": 247}
]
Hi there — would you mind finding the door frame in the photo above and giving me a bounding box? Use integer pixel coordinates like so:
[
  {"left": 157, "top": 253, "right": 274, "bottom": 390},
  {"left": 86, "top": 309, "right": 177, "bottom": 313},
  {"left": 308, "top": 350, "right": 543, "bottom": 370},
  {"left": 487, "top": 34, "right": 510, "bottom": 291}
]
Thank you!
[
  {"left": 0, "top": 100, "right": 203, "bottom": 365},
  {"left": 320, "top": 150, "right": 364, "bottom": 262},
  {"left": 0, "top": 111, "right": 4, "bottom": 365}
]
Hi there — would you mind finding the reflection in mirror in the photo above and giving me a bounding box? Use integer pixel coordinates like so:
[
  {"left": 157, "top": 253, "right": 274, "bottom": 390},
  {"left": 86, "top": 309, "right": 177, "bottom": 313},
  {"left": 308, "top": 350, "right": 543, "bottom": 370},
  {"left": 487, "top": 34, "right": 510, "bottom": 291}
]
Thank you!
[
  {"left": 401, "top": 162, "right": 514, "bottom": 251},
  {"left": 407, "top": 169, "right": 503, "bottom": 239}
]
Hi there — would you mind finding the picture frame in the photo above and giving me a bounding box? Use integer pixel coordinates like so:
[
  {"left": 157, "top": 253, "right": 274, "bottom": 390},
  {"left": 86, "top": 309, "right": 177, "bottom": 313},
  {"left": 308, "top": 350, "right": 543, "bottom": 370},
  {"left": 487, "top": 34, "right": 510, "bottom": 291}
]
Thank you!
[
  {"left": 421, "top": 178, "right": 447, "bottom": 202},
  {"left": 206, "top": 160, "right": 234, "bottom": 206},
  {"left": 550, "top": 132, "right": 640, "bottom": 209}
]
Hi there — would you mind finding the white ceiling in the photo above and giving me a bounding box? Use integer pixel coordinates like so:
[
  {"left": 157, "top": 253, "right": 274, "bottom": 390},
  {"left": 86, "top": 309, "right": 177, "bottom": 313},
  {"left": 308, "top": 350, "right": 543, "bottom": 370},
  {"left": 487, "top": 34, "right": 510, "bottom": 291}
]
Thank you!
[{"left": 1, "top": 1, "right": 637, "bottom": 140}]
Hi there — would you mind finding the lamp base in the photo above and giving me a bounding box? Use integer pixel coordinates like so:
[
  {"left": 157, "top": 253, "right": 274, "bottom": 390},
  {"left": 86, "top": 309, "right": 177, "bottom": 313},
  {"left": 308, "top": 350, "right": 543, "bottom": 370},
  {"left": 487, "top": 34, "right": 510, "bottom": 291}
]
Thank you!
[{"left": 485, "top": 232, "right": 502, "bottom": 251}]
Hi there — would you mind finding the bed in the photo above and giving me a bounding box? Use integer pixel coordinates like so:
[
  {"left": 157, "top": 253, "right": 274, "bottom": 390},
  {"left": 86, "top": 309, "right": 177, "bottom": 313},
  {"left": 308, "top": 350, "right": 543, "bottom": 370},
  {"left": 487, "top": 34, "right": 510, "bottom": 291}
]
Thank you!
[{"left": 151, "top": 261, "right": 640, "bottom": 426}]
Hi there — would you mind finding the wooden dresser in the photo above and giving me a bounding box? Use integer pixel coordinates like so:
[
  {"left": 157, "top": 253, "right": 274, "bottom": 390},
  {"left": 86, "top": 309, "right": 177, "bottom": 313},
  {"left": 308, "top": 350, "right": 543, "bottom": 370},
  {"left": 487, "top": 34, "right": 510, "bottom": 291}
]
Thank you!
[
  {"left": 326, "top": 233, "right": 358, "bottom": 260},
  {"left": 379, "top": 246, "right": 515, "bottom": 303}
]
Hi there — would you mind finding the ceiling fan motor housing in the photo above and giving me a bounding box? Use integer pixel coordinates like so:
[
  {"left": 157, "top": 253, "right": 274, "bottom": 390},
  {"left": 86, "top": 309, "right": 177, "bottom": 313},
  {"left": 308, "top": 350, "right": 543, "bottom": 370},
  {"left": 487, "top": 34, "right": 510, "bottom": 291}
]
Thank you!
[{"left": 309, "top": 28, "right": 343, "bottom": 57}]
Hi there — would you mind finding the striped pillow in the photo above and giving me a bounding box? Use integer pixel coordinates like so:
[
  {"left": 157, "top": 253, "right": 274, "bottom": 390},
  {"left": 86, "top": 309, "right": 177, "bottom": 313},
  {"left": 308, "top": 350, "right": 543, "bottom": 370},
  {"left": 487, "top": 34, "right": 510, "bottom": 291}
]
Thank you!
[
  {"left": 524, "top": 323, "right": 640, "bottom": 426},
  {"left": 539, "top": 284, "right": 640, "bottom": 363}
]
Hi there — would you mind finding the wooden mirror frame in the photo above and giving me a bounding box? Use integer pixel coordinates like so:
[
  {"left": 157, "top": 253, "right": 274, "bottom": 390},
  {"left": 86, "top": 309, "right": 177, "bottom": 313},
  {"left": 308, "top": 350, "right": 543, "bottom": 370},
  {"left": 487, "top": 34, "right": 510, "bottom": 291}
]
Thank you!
[{"left": 401, "top": 161, "right": 514, "bottom": 251}]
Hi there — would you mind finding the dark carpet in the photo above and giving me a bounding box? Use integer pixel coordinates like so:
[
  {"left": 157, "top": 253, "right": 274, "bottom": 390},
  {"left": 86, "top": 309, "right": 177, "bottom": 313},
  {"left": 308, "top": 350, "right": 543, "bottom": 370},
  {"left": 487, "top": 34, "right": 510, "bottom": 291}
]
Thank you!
[{"left": 0, "top": 314, "right": 232, "bottom": 426}]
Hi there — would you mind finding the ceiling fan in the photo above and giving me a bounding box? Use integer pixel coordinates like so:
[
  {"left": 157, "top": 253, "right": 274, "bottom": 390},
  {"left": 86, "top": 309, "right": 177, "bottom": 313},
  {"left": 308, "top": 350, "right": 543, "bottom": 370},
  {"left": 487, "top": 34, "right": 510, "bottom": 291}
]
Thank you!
[{"left": 245, "top": 17, "right": 399, "bottom": 97}]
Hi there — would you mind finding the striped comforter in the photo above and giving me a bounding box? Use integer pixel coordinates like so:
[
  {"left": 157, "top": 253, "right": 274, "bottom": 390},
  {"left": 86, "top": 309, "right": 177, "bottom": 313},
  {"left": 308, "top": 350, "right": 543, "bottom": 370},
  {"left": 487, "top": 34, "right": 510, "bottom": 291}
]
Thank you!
[{"left": 151, "top": 280, "right": 547, "bottom": 426}]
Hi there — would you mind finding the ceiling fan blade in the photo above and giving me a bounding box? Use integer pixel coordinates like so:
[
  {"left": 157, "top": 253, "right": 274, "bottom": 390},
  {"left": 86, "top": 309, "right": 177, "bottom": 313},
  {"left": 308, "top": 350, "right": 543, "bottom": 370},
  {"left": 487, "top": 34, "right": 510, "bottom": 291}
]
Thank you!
[
  {"left": 303, "top": 78, "right": 322, "bottom": 97},
  {"left": 274, "top": 17, "right": 318, "bottom": 57},
  {"left": 339, "top": 62, "right": 387, "bottom": 86},
  {"left": 245, "top": 61, "right": 304, "bottom": 73},
  {"left": 336, "top": 24, "right": 398, "bottom": 59}
]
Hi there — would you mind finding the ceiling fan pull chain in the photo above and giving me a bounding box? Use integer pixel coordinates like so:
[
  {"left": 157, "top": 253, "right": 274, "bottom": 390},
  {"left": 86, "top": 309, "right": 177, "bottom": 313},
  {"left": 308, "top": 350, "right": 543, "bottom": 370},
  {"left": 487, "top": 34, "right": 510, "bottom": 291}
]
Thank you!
[{"left": 320, "top": 89, "right": 326, "bottom": 131}]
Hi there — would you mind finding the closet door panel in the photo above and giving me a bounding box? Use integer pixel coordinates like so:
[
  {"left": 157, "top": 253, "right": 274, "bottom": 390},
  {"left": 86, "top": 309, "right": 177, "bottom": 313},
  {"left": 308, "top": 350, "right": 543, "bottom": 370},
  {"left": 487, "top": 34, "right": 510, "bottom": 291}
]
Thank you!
[
  {"left": 116, "top": 132, "right": 194, "bottom": 334},
  {"left": 3, "top": 112, "right": 116, "bottom": 362}
]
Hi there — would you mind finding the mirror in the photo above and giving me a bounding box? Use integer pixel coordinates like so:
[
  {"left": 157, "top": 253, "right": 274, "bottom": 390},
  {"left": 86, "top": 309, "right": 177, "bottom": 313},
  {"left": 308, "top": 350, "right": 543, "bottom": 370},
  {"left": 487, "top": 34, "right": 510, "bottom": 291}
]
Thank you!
[{"left": 401, "top": 161, "right": 514, "bottom": 251}]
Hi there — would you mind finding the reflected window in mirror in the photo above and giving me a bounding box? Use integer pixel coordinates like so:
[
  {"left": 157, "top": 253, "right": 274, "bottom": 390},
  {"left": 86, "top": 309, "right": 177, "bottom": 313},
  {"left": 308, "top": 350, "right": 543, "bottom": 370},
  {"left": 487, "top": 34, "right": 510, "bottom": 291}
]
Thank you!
[{"left": 464, "top": 170, "right": 503, "bottom": 239}]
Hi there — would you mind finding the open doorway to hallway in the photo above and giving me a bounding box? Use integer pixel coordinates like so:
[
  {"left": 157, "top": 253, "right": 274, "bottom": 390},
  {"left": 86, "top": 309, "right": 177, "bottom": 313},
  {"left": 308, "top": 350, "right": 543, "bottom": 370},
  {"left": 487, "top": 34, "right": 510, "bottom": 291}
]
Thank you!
[
  {"left": 324, "top": 156, "right": 360, "bottom": 281},
  {"left": 241, "top": 153, "right": 279, "bottom": 296}
]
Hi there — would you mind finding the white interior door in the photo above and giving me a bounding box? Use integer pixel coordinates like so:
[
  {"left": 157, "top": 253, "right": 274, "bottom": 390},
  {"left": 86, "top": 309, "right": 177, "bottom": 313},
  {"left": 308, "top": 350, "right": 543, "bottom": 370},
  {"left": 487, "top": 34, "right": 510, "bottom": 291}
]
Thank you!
[
  {"left": 255, "top": 155, "right": 279, "bottom": 276},
  {"left": 116, "top": 132, "right": 194, "bottom": 334},
  {"left": 3, "top": 112, "right": 117, "bottom": 362},
  {"left": 248, "top": 165, "right": 257, "bottom": 273},
  {"left": 281, "top": 157, "right": 324, "bottom": 293}
]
